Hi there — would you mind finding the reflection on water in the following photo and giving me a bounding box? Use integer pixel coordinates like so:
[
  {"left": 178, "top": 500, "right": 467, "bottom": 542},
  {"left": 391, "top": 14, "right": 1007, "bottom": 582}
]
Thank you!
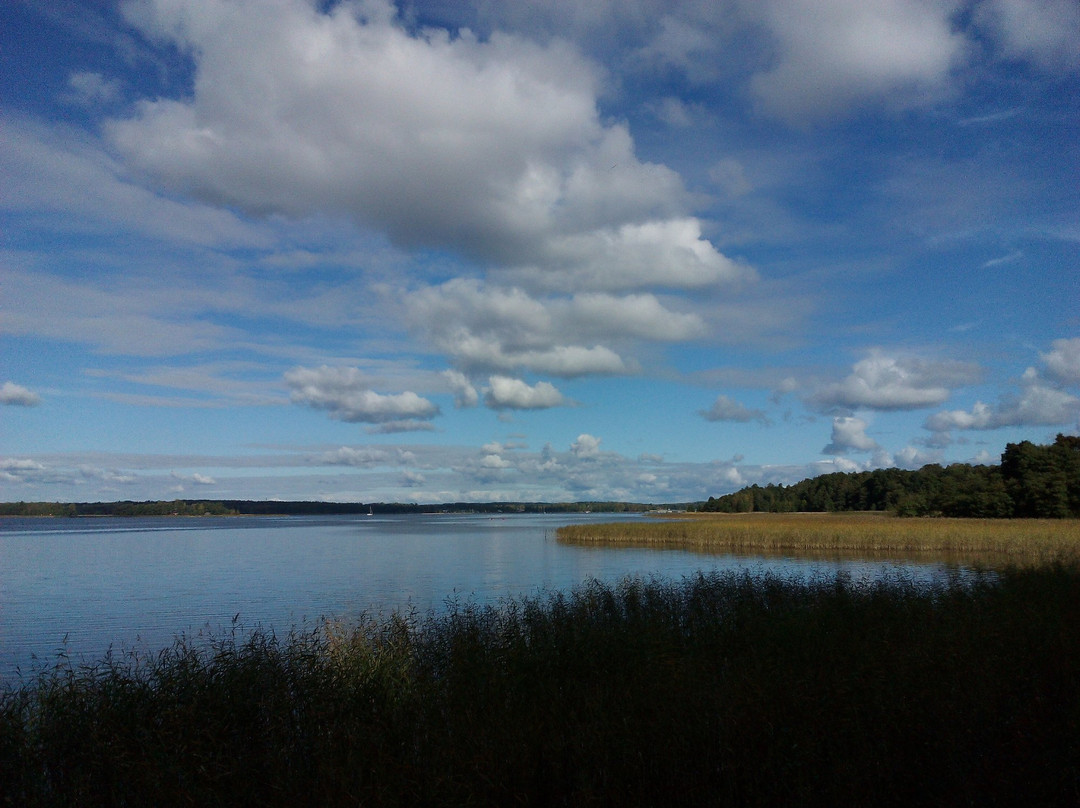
[{"left": 0, "top": 513, "right": 962, "bottom": 681}]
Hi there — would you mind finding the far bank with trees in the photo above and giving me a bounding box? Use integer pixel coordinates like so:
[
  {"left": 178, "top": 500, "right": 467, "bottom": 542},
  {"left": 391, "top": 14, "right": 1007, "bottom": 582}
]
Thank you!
[{"left": 701, "top": 434, "right": 1080, "bottom": 519}]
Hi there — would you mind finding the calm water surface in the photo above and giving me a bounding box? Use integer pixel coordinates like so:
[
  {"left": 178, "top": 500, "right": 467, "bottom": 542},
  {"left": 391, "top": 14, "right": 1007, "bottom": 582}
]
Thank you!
[{"left": 2, "top": 513, "right": 952, "bottom": 681}]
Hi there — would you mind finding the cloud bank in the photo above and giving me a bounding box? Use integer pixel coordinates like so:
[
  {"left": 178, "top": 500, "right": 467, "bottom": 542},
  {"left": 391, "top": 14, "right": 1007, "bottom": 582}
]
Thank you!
[
  {"left": 809, "top": 352, "right": 981, "bottom": 413},
  {"left": 109, "top": 0, "right": 739, "bottom": 294}
]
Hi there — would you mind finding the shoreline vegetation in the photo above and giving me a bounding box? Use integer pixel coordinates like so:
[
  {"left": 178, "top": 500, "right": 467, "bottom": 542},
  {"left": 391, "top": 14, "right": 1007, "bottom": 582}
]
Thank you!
[
  {"left": 0, "top": 499, "right": 681, "bottom": 518},
  {"left": 700, "top": 435, "right": 1080, "bottom": 519},
  {"left": 4, "top": 566, "right": 1078, "bottom": 805},
  {"left": 557, "top": 512, "right": 1080, "bottom": 568}
]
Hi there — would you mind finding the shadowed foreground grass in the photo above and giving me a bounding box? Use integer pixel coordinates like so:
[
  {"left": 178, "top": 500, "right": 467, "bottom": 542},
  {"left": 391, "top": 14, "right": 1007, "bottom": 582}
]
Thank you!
[
  {"left": 3, "top": 566, "right": 1079, "bottom": 806},
  {"left": 558, "top": 512, "right": 1080, "bottom": 567}
]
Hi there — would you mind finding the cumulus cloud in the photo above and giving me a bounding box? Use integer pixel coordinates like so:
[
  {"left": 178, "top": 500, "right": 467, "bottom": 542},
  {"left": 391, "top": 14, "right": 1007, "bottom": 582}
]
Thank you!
[
  {"left": 699, "top": 394, "right": 768, "bottom": 424},
  {"left": 407, "top": 280, "right": 630, "bottom": 377},
  {"left": 747, "top": 0, "right": 965, "bottom": 123},
  {"left": 975, "top": 0, "right": 1080, "bottom": 71},
  {"left": 442, "top": 370, "right": 480, "bottom": 408},
  {"left": 1041, "top": 338, "right": 1080, "bottom": 385},
  {"left": 924, "top": 341, "right": 1080, "bottom": 435},
  {"left": 528, "top": 218, "right": 754, "bottom": 292},
  {"left": 483, "top": 376, "right": 566, "bottom": 410},
  {"left": 1, "top": 382, "right": 42, "bottom": 407},
  {"left": 480, "top": 452, "right": 512, "bottom": 469},
  {"left": 823, "top": 416, "right": 879, "bottom": 454},
  {"left": 894, "top": 445, "right": 944, "bottom": 470},
  {"left": 924, "top": 401, "right": 995, "bottom": 432},
  {"left": 925, "top": 383, "right": 1080, "bottom": 433},
  {"left": 809, "top": 352, "right": 981, "bottom": 413},
  {"left": 571, "top": 433, "right": 602, "bottom": 458},
  {"left": 109, "top": 0, "right": 739, "bottom": 293},
  {"left": 565, "top": 292, "right": 706, "bottom": 341},
  {"left": 285, "top": 365, "right": 439, "bottom": 425},
  {"left": 407, "top": 279, "right": 713, "bottom": 379}
]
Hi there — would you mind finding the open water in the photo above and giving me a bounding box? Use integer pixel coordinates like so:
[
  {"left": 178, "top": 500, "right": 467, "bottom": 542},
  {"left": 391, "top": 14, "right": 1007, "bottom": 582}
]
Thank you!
[{"left": 1, "top": 512, "right": 952, "bottom": 682}]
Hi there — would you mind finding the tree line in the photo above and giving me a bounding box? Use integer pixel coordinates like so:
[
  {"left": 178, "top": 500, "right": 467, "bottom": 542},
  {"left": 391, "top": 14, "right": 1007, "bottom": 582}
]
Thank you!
[
  {"left": 0, "top": 499, "right": 678, "bottom": 518},
  {"left": 699, "top": 434, "right": 1080, "bottom": 518}
]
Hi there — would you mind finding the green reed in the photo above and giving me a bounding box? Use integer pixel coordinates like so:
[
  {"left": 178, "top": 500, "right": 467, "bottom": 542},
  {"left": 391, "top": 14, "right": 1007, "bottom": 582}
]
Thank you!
[{"left": 3, "top": 565, "right": 1079, "bottom": 806}]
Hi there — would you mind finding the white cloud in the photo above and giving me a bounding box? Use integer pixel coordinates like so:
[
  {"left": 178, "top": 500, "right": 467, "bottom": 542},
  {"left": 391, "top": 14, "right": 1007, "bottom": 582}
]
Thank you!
[
  {"left": 63, "top": 71, "right": 123, "bottom": 105},
  {"left": 925, "top": 401, "right": 994, "bottom": 432},
  {"left": 406, "top": 280, "right": 629, "bottom": 377},
  {"left": 285, "top": 365, "right": 439, "bottom": 424},
  {"left": 699, "top": 394, "right": 768, "bottom": 424},
  {"left": 442, "top": 370, "right": 480, "bottom": 408},
  {"left": 987, "top": 383, "right": 1080, "bottom": 427},
  {"left": 894, "top": 445, "right": 943, "bottom": 469},
  {"left": 565, "top": 292, "right": 706, "bottom": 341},
  {"left": 480, "top": 453, "right": 512, "bottom": 469},
  {"left": 975, "top": 0, "right": 1080, "bottom": 71},
  {"left": 529, "top": 218, "right": 754, "bottom": 292},
  {"left": 407, "top": 279, "right": 712, "bottom": 379},
  {"left": 810, "top": 352, "right": 981, "bottom": 412},
  {"left": 747, "top": 0, "right": 966, "bottom": 123},
  {"left": 0, "top": 457, "right": 50, "bottom": 482},
  {"left": 471, "top": 340, "right": 627, "bottom": 378},
  {"left": 823, "top": 416, "right": 879, "bottom": 454},
  {"left": 571, "top": 433, "right": 602, "bottom": 458},
  {"left": 109, "top": 0, "right": 739, "bottom": 293},
  {"left": 1041, "top": 338, "right": 1080, "bottom": 385},
  {"left": 483, "top": 376, "right": 566, "bottom": 410},
  {"left": 79, "top": 465, "right": 138, "bottom": 485},
  {"left": 925, "top": 384, "right": 1080, "bottom": 433},
  {"left": 402, "top": 470, "right": 426, "bottom": 486},
  {"left": 1, "top": 382, "right": 42, "bottom": 407},
  {"left": 319, "top": 446, "right": 392, "bottom": 466}
]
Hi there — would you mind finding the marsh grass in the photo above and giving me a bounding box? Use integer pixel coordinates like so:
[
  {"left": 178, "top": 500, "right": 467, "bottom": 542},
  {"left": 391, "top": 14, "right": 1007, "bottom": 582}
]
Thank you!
[
  {"left": 557, "top": 512, "right": 1080, "bottom": 567},
  {"left": 3, "top": 565, "right": 1079, "bottom": 806}
]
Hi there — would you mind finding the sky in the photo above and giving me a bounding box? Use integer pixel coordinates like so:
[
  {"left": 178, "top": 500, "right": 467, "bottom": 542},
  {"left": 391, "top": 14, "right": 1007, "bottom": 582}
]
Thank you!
[{"left": 1, "top": 0, "right": 1079, "bottom": 505}]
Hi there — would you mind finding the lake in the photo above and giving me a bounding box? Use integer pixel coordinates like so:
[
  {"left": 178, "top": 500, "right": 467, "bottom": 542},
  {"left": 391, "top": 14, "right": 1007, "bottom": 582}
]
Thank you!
[{"left": 1, "top": 513, "right": 955, "bottom": 682}]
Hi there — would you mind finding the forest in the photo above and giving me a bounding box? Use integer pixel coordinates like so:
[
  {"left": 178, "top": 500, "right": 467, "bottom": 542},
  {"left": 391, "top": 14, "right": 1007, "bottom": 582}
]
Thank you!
[
  {"left": 0, "top": 499, "right": 667, "bottom": 518},
  {"left": 700, "top": 434, "right": 1080, "bottom": 518}
]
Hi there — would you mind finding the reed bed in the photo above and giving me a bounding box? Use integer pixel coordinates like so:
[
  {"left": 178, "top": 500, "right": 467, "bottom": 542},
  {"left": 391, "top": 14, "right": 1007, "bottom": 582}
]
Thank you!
[
  {"left": 557, "top": 512, "right": 1080, "bottom": 566},
  {"left": 4, "top": 565, "right": 1079, "bottom": 806}
]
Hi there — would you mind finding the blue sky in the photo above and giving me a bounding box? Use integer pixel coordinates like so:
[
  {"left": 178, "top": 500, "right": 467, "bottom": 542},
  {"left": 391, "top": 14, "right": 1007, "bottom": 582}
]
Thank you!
[{"left": 2, "top": 0, "right": 1078, "bottom": 504}]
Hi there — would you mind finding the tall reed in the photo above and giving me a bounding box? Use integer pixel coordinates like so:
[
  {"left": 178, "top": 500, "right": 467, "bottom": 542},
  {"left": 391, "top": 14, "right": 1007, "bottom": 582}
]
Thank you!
[
  {"left": 3, "top": 565, "right": 1078, "bottom": 806},
  {"left": 557, "top": 512, "right": 1080, "bottom": 566}
]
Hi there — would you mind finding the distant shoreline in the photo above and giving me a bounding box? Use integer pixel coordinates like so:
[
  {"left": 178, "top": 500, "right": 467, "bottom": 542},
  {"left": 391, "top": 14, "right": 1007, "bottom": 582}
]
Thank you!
[{"left": 0, "top": 499, "right": 691, "bottom": 519}]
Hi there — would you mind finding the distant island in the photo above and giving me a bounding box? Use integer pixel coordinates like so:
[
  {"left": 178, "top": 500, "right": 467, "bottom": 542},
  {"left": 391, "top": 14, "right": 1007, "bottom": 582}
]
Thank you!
[{"left": 0, "top": 499, "right": 692, "bottom": 518}]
